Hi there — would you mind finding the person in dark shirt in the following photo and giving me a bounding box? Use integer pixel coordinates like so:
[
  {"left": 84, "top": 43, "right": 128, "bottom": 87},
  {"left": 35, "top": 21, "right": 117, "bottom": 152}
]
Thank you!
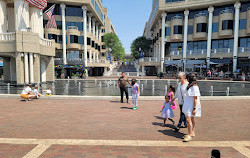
[{"left": 117, "top": 72, "right": 131, "bottom": 103}]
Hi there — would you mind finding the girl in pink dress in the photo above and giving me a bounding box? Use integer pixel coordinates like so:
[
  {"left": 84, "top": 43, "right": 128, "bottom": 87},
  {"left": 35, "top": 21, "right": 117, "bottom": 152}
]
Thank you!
[
  {"left": 162, "top": 85, "right": 177, "bottom": 110},
  {"left": 168, "top": 85, "right": 177, "bottom": 110}
]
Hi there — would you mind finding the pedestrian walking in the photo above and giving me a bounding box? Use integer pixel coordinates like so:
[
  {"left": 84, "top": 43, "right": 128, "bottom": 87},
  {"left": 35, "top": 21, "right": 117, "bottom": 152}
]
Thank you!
[
  {"left": 160, "top": 95, "right": 175, "bottom": 127},
  {"left": 117, "top": 72, "right": 132, "bottom": 103},
  {"left": 183, "top": 73, "right": 201, "bottom": 142},
  {"left": 131, "top": 79, "right": 140, "bottom": 110},
  {"left": 172, "top": 72, "right": 189, "bottom": 129}
]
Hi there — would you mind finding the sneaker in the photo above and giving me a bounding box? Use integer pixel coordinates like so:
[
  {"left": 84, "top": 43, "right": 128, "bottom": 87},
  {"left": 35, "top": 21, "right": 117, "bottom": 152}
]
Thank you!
[
  {"left": 183, "top": 125, "right": 188, "bottom": 128},
  {"left": 133, "top": 107, "right": 137, "bottom": 110},
  {"left": 127, "top": 100, "right": 129, "bottom": 103},
  {"left": 120, "top": 100, "right": 123, "bottom": 103}
]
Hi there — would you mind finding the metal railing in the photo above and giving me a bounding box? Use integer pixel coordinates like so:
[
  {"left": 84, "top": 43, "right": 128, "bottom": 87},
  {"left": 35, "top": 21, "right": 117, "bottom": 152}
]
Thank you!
[
  {"left": 238, "top": 47, "right": 250, "bottom": 53},
  {"left": 0, "top": 32, "right": 15, "bottom": 41},
  {"left": 139, "top": 57, "right": 159, "bottom": 62},
  {"left": 170, "top": 50, "right": 183, "bottom": 56},
  {"left": 171, "top": 16, "right": 183, "bottom": 20},
  {"left": 211, "top": 48, "right": 233, "bottom": 54},
  {"left": 220, "top": 9, "right": 233, "bottom": 14},
  {"left": 194, "top": 12, "right": 207, "bottom": 18},
  {"left": 188, "top": 49, "right": 207, "bottom": 55}
]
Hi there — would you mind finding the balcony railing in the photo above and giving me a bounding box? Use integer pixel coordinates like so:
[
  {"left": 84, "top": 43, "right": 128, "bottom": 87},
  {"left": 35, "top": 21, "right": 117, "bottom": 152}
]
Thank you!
[
  {"left": 194, "top": 12, "right": 207, "bottom": 18},
  {"left": 238, "top": 47, "right": 250, "bottom": 53},
  {"left": 211, "top": 48, "right": 233, "bottom": 54},
  {"left": 40, "top": 38, "right": 54, "bottom": 47},
  {"left": 67, "top": 26, "right": 78, "bottom": 30},
  {"left": 54, "top": 58, "right": 112, "bottom": 65},
  {"left": 170, "top": 50, "right": 183, "bottom": 56},
  {"left": 139, "top": 57, "right": 159, "bottom": 62},
  {"left": 171, "top": 16, "right": 183, "bottom": 20},
  {"left": 0, "top": 32, "right": 15, "bottom": 41},
  {"left": 220, "top": 9, "right": 233, "bottom": 14}
]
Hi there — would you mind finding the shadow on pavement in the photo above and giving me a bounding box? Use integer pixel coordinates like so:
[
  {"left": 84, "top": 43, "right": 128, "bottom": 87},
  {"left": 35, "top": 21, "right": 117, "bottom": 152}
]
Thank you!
[
  {"left": 110, "top": 101, "right": 121, "bottom": 103},
  {"left": 158, "top": 129, "right": 185, "bottom": 139},
  {"left": 120, "top": 107, "right": 133, "bottom": 110},
  {"left": 154, "top": 116, "right": 164, "bottom": 120}
]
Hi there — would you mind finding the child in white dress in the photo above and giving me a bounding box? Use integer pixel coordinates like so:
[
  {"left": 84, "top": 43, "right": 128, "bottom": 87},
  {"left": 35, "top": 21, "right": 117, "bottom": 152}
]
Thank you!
[{"left": 160, "top": 95, "right": 175, "bottom": 126}]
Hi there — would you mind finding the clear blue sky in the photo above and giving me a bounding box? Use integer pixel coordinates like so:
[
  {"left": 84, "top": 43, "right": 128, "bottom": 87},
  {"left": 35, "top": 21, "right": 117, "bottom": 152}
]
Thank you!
[{"left": 102, "top": 0, "right": 152, "bottom": 54}]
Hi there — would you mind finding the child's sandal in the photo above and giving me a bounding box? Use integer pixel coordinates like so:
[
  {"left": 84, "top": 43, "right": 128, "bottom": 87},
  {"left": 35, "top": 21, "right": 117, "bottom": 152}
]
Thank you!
[{"left": 183, "top": 135, "right": 192, "bottom": 142}]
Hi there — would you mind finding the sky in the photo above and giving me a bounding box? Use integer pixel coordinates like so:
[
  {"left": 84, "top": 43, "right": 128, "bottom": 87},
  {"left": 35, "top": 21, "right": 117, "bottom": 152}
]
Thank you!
[{"left": 102, "top": 0, "right": 152, "bottom": 54}]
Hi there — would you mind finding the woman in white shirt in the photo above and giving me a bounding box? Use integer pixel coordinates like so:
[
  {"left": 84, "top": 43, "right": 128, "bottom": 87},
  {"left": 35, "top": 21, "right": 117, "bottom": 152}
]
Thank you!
[
  {"left": 183, "top": 73, "right": 201, "bottom": 142},
  {"left": 21, "top": 84, "right": 36, "bottom": 100}
]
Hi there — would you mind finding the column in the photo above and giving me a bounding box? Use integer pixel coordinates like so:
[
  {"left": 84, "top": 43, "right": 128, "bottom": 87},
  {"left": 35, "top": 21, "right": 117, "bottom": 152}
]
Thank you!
[
  {"left": 158, "top": 43, "right": 161, "bottom": 62},
  {"left": 161, "top": 13, "right": 167, "bottom": 72},
  {"left": 92, "top": 18, "right": 96, "bottom": 37},
  {"left": 29, "top": 53, "right": 34, "bottom": 83},
  {"left": 24, "top": 53, "right": 29, "bottom": 84},
  {"left": 183, "top": 10, "right": 189, "bottom": 72},
  {"left": 206, "top": 6, "right": 214, "bottom": 70},
  {"left": 0, "top": 0, "right": 7, "bottom": 33},
  {"left": 82, "top": 5, "right": 88, "bottom": 68},
  {"left": 96, "top": 23, "right": 99, "bottom": 39},
  {"left": 88, "top": 13, "right": 92, "bottom": 33},
  {"left": 233, "top": 2, "right": 241, "bottom": 73},
  {"left": 30, "top": 6, "right": 42, "bottom": 36},
  {"left": 14, "top": 0, "right": 29, "bottom": 31},
  {"left": 60, "top": 4, "right": 67, "bottom": 65},
  {"left": 142, "top": 66, "right": 145, "bottom": 74}
]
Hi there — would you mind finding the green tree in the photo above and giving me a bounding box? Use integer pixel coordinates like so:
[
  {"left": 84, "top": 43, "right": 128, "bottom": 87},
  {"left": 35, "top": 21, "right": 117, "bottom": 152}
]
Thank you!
[
  {"left": 130, "top": 36, "right": 152, "bottom": 59},
  {"left": 103, "top": 33, "right": 125, "bottom": 60}
]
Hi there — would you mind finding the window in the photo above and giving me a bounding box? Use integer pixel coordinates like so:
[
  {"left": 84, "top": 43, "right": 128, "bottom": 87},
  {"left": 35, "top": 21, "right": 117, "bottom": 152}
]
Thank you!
[
  {"left": 159, "top": 29, "right": 162, "bottom": 37},
  {"left": 222, "top": 20, "right": 234, "bottom": 30},
  {"left": 95, "top": 44, "right": 98, "bottom": 50},
  {"left": 170, "top": 42, "right": 183, "bottom": 52},
  {"left": 78, "top": 36, "right": 84, "bottom": 44},
  {"left": 66, "top": 22, "right": 83, "bottom": 31},
  {"left": 56, "top": 21, "right": 62, "bottom": 29},
  {"left": 239, "top": 38, "right": 250, "bottom": 47},
  {"left": 102, "top": 29, "right": 106, "bottom": 33},
  {"left": 212, "top": 23, "right": 219, "bottom": 32},
  {"left": 92, "top": 41, "right": 95, "bottom": 47},
  {"left": 66, "top": 6, "right": 82, "bottom": 17},
  {"left": 241, "top": 2, "right": 250, "bottom": 12},
  {"left": 196, "top": 23, "right": 207, "bottom": 33},
  {"left": 87, "top": 38, "right": 91, "bottom": 45},
  {"left": 174, "top": 25, "right": 183, "bottom": 34},
  {"left": 165, "top": 27, "right": 171, "bottom": 36},
  {"left": 44, "top": 3, "right": 61, "bottom": 15},
  {"left": 48, "top": 34, "right": 57, "bottom": 41},
  {"left": 102, "top": 45, "right": 106, "bottom": 49},
  {"left": 212, "top": 39, "right": 234, "bottom": 49},
  {"left": 57, "top": 35, "right": 62, "bottom": 43},
  {"left": 188, "top": 25, "right": 193, "bottom": 34},
  {"left": 70, "top": 35, "right": 78, "bottom": 43},
  {"left": 101, "top": 36, "right": 104, "bottom": 42},
  {"left": 239, "top": 19, "right": 247, "bottom": 30}
]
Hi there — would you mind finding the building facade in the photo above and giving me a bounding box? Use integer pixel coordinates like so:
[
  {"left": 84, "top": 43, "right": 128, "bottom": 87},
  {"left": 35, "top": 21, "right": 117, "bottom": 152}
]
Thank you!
[
  {"left": 0, "top": 0, "right": 55, "bottom": 85},
  {"left": 46, "top": 0, "right": 117, "bottom": 76},
  {"left": 141, "top": 0, "right": 250, "bottom": 75}
]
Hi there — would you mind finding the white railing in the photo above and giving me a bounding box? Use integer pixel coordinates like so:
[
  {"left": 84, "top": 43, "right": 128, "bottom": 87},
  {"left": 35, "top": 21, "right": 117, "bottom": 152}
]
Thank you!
[
  {"left": 88, "top": 59, "right": 112, "bottom": 64},
  {"left": 0, "top": 32, "right": 16, "bottom": 41},
  {"left": 171, "top": 16, "right": 183, "bottom": 20},
  {"left": 67, "top": 26, "right": 78, "bottom": 30},
  {"left": 188, "top": 49, "right": 207, "bottom": 55},
  {"left": 238, "top": 47, "right": 250, "bottom": 53},
  {"left": 40, "top": 38, "right": 54, "bottom": 47},
  {"left": 111, "top": 72, "right": 142, "bottom": 77},
  {"left": 211, "top": 48, "right": 233, "bottom": 54},
  {"left": 139, "top": 57, "right": 159, "bottom": 62},
  {"left": 220, "top": 9, "right": 233, "bottom": 14},
  {"left": 170, "top": 50, "right": 183, "bottom": 56},
  {"left": 194, "top": 12, "right": 207, "bottom": 18}
]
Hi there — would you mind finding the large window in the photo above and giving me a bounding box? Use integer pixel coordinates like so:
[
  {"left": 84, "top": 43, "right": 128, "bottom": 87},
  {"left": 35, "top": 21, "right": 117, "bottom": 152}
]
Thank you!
[
  {"left": 165, "top": 27, "right": 171, "bottom": 36},
  {"left": 174, "top": 25, "right": 183, "bottom": 34},
  {"left": 212, "top": 23, "right": 219, "bottom": 32},
  {"left": 70, "top": 35, "right": 78, "bottom": 43},
  {"left": 66, "top": 6, "right": 82, "bottom": 17},
  {"left": 44, "top": 3, "right": 61, "bottom": 15},
  {"left": 222, "top": 20, "right": 234, "bottom": 30},
  {"left": 48, "top": 34, "right": 57, "bottom": 40},
  {"left": 188, "top": 25, "right": 193, "bottom": 34},
  {"left": 187, "top": 41, "right": 207, "bottom": 52},
  {"left": 57, "top": 35, "right": 62, "bottom": 43},
  {"left": 239, "top": 19, "right": 247, "bottom": 30},
  {"left": 212, "top": 39, "right": 234, "bottom": 49},
  {"left": 78, "top": 36, "right": 84, "bottom": 44},
  {"left": 66, "top": 22, "right": 83, "bottom": 31},
  {"left": 241, "top": 2, "right": 250, "bottom": 12},
  {"left": 239, "top": 38, "right": 250, "bottom": 48},
  {"left": 170, "top": 42, "right": 183, "bottom": 52},
  {"left": 196, "top": 23, "right": 207, "bottom": 33}
]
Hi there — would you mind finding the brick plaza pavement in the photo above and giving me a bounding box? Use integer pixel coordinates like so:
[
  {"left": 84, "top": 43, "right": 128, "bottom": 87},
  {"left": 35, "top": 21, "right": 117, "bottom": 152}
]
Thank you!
[{"left": 0, "top": 98, "right": 249, "bottom": 158}]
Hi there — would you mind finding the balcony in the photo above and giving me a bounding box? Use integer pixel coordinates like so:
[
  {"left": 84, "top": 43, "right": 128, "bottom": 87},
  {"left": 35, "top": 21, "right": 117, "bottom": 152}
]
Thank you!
[
  {"left": 67, "top": 26, "right": 78, "bottom": 30},
  {"left": 139, "top": 57, "right": 159, "bottom": 63}
]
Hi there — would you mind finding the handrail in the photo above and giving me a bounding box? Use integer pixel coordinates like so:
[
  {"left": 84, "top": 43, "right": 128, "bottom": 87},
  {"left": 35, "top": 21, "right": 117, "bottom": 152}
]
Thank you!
[
  {"left": 40, "top": 38, "right": 54, "bottom": 47},
  {"left": 0, "top": 32, "right": 16, "bottom": 41}
]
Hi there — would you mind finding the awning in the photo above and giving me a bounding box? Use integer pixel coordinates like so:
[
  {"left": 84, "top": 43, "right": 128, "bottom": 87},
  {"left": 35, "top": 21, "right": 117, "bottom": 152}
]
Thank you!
[
  {"left": 210, "top": 59, "right": 232, "bottom": 65},
  {"left": 165, "top": 60, "right": 182, "bottom": 67},
  {"left": 186, "top": 60, "right": 205, "bottom": 65}
]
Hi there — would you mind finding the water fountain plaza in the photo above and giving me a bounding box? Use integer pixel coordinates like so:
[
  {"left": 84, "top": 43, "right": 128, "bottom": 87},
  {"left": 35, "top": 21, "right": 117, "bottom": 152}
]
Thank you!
[{"left": 0, "top": 79, "right": 249, "bottom": 96}]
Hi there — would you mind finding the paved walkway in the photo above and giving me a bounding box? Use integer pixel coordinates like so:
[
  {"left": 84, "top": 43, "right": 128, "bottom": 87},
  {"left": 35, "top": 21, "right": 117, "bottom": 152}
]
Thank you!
[{"left": 0, "top": 98, "right": 249, "bottom": 158}]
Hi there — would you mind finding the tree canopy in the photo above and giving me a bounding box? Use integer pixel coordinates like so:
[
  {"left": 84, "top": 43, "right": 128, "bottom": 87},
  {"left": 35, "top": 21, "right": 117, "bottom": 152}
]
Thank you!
[
  {"left": 130, "top": 36, "right": 152, "bottom": 59},
  {"left": 103, "top": 33, "right": 125, "bottom": 60}
]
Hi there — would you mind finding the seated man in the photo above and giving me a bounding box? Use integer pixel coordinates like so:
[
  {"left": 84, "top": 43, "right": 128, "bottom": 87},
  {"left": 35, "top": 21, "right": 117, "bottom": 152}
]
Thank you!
[{"left": 20, "top": 84, "right": 36, "bottom": 101}]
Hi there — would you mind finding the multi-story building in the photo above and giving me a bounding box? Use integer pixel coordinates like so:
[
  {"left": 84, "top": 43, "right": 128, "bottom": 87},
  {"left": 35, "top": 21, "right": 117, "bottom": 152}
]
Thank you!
[
  {"left": 141, "top": 0, "right": 250, "bottom": 75},
  {"left": 0, "top": 0, "right": 55, "bottom": 85},
  {"left": 47, "top": 0, "right": 117, "bottom": 76}
]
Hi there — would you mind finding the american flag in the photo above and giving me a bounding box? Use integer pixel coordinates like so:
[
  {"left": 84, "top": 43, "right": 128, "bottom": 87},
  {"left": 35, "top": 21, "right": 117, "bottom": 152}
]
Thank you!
[
  {"left": 44, "top": 4, "right": 55, "bottom": 19},
  {"left": 45, "top": 15, "right": 57, "bottom": 29},
  {"left": 25, "top": 0, "right": 47, "bottom": 10}
]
